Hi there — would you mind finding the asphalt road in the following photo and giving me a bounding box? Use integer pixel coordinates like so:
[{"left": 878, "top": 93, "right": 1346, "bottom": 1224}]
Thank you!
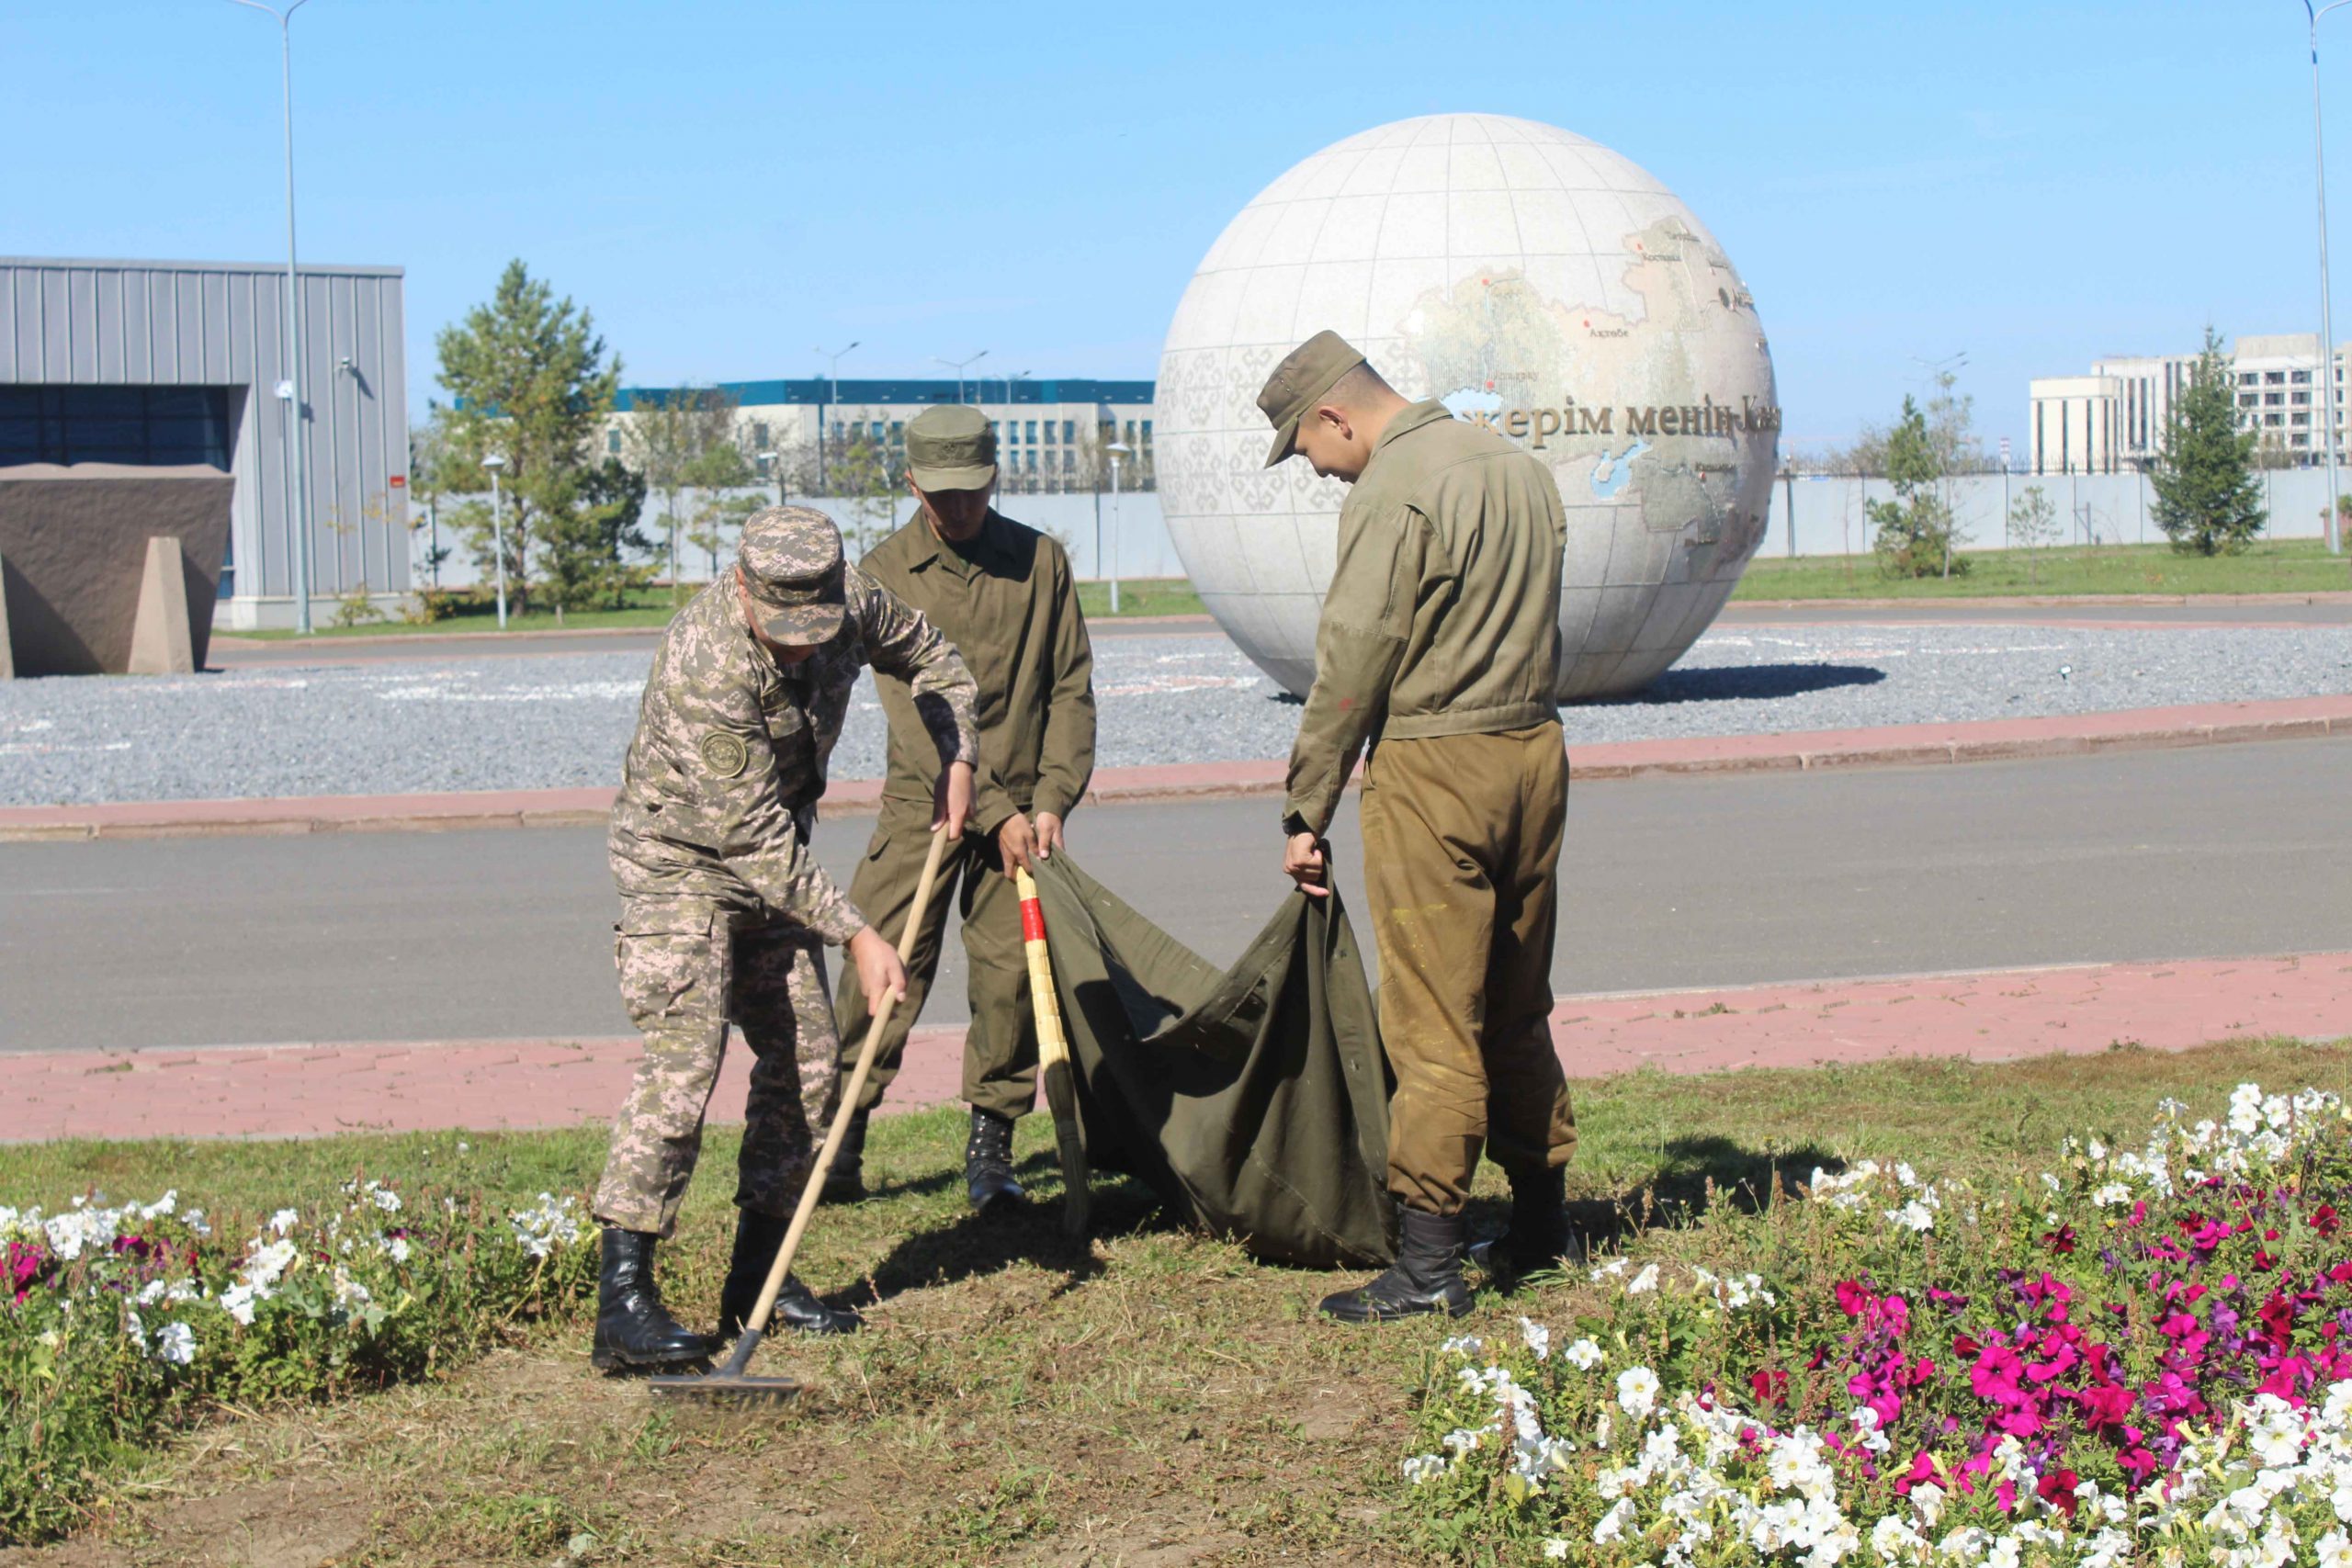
[
  {"left": 1718, "top": 601, "right": 2352, "bottom": 627},
  {"left": 6, "top": 738, "right": 2350, "bottom": 1053}
]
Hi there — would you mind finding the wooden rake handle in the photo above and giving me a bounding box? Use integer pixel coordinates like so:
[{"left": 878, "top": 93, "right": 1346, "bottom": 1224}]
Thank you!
[
  {"left": 1015, "top": 865, "right": 1091, "bottom": 1236},
  {"left": 736, "top": 823, "right": 953, "bottom": 1348}
]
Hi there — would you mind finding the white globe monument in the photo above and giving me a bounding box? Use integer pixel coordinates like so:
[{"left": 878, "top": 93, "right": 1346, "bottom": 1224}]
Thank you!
[{"left": 1155, "top": 113, "right": 1780, "bottom": 700}]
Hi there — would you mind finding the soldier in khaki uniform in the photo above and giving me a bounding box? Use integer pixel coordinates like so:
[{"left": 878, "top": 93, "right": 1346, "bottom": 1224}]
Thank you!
[
  {"left": 591, "top": 505, "right": 978, "bottom": 1369},
  {"left": 1260, "top": 332, "right": 1578, "bottom": 1324},
  {"left": 826, "top": 406, "right": 1096, "bottom": 1211}
]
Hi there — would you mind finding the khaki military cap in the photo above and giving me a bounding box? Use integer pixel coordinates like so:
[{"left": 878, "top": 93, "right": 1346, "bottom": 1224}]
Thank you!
[
  {"left": 905, "top": 404, "right": 999, "bottom": 491},
  {"left": 1257, "top": 330, "right": 1367, "bottom": 467},
  {"left": 738, "top": 505, "right": 847, "bottom": 647}
]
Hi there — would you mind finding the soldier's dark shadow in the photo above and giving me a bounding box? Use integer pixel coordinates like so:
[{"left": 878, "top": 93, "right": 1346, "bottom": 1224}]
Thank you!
[
  {"left": 1460, "top": 1136, "right": 1846, "bottom": 1261},
  {"left": 835, "top": 1154, "right": 1170, "bottom": 1309},
  {"left": 1601, "top": 663, "right": 1885, "bottom": 705}
]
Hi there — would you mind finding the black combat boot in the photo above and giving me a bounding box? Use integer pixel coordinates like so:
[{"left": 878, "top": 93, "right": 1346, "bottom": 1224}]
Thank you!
[
  {"left": 717, "top": 1208, "right": 861, "bottom": 1337},
  {"left": 590, "top": 1228, "right": 714, "bottom": 1370},
  {"left": 819, "top": 1109, "right": 870, "bottom": 1205},
  {"left": 964, "top": 1106, "right": 1026, "bottom": 1213},
  {"left": 1318, "top": 1207, "right": 1475, "bottom": 1323},
  {"left": 1470, "top": 1166, "right": 1578, "bottom": 1291}
]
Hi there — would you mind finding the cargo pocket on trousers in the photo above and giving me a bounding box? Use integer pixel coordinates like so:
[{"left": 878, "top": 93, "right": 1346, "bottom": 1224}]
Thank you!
[{"left": 616, "top": 900, "right": 721, "bottom": 1030}]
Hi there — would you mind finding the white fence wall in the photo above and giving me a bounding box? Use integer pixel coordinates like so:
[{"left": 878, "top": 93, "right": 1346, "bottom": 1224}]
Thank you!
[
  {"left": 1762, "top": 469, "right": 2339, "bottom": 559},
  {"left": 411, "top": 488, "right": 1182, "bottom": 592},
  {"left": 406, "top": 470, "right": 2338, "bottom": 592}
]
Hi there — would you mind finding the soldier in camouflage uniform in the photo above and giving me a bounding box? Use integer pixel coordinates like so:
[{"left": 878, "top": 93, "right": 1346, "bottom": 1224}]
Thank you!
[{"left": 590, "top": 505, "right": 978, "bottom": 1370}]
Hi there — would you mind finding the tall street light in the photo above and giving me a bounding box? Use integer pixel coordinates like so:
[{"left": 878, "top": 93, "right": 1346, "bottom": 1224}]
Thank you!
[
  {"left": 481, "top": 453, "right": 509, "bottom": 630},
  {"left": 228, "top": 0, "right": 314, "bottom": 633},
  {"left": 815, "top": 340, "right": 858, "bottom": 493},
  {"left": 1103, "top": 440, "right": 1134, "bottom": 615},
  {"left": 933, "top": 349, "right": 989, "bottom": 406},
  {"left": 2308, "top": 0, "right": 2352, "bottom": 554}
]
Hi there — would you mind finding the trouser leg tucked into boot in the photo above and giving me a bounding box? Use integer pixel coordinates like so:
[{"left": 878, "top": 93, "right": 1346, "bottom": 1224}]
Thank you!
[
  {"left": 591, "top": 1228, "right": 714, "bottom": 1370},
  {"left": 1470, "top": 1166, "right": 1577, "bottom": 1290},
  {"left": 717, "top": 1208, "right": 861, "bottom": 1337},
  {"left": 1319, "top": 1207, "right": 1474, "bottom": 1324},
  {"left": 965, "top": 1106, "right": 1026, "bottom": 1212},
  {"left": 819, "top": 1109, "right": 869, "bottom": 1205}
]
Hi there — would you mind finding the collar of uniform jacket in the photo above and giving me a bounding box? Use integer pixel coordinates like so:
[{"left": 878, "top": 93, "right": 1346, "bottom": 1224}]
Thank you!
[
  {"left": 901, "top": 510, "right": 1008, "bottom": 582},
  {"left": 1363, "top": 400, "right": 1457, "bottom": 470}
]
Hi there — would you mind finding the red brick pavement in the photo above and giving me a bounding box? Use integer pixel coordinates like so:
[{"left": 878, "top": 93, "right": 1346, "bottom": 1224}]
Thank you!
[{"left": 10, "top": 952, "right": 2348, "bottom": 1144}]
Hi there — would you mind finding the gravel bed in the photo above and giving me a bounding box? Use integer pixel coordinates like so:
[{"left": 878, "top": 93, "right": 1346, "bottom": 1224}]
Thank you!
[{"left": 2, "top": 625, "right": 2348, "bottom": 807}]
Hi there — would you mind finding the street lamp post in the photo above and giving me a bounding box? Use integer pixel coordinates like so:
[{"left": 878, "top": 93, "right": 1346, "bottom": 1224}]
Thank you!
[
  {"left": 815, "top": 340, "right": 858, "bottom": 493},
  {"left": 482, "top": 453, "right": 509, "bottom": 630},
  {"left": 933, "top": 350, "right": 989, "bottom": 406},
  {"left": 2307, "top": 1, "right": 2352, "bottom": 554},
  {"left": 228, "top": 0, "right": 313, "bottom": 633},
  {"left": 1104, "top": 440, "right": 1134, "bottom": 615}
]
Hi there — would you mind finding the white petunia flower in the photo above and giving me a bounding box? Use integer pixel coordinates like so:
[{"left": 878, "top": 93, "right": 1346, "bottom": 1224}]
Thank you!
[
  {"left": 268, "top": 1208, "right": 300, "bottom": 1235},
  {"left": 219, "top": 1281, "right": 259, "bottom": 1325},
  {"left": 1400, "top": 1453, "right": 1443, "bottom": 1485},
  {"left": 2316, "top": 1529, "right": 2352, "bottom": 1568},
  {"left": 1616, "top": 1366, "right": 1661, "bottom": 1418},
  {"left": 1519, "top": 1317, "right": 1551, "bottom": 1360},
  {"left": 1593, "top": 1496, "right": 1636, "bottom": 1545},
  {"left": 1542, "top": 1540, "right": 1571, "bottom": 1562},
  {"left": 1626, "top": 1262, "right": 1659, "bottom": 1294},
  {"left": 1562, "top": 1337, "right": 1604, "bottom": 1371},
  {"left": 153, "top": 1321, "right": 195, "bottom": 1365}
]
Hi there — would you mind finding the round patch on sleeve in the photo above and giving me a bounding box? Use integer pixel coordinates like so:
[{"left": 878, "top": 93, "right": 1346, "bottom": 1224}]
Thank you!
[{"left": 699, "top": 730, "right": 750, "bottom": 778}]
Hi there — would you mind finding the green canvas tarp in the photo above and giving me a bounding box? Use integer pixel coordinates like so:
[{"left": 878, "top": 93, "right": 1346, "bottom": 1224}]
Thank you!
[{"left": 1028, "top": 852, "right": 1396, "bottom": 1269}]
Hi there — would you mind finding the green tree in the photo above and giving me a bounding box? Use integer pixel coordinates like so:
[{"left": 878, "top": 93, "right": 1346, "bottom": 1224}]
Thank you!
[
  {"left": 537, "top": 457, "right": 656, "bottom": 615},
  {"left": 620, "top": 384, "right": 743, "bottom": 600},
  {"left": 828, "top": 421, "right": 900, "bottom": 555},
  {"left": 1866, "top": 396, "right": 1968, "bottom": 578},
  {"left": 2006, "top": 483, "right": 2060, "bottom": 585},
  {"left": 433, "top": 260, "right": 622, "bottom": 611},
  {"left": 2151, "top": 329, "right": 2266, "bottom": 556}
]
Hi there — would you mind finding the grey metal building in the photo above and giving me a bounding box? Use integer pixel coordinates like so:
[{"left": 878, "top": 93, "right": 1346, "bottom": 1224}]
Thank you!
[{"left": 0, "top": 256, "right": 410, "bottom": 628}]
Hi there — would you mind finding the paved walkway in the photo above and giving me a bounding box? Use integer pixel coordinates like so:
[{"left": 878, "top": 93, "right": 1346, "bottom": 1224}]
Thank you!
[
  {"left": 8, "top": 693, "right": 2352, "bottom": 841},
  {"left": 11, "top": 952, "right": 2347, "bottom": 1143}
]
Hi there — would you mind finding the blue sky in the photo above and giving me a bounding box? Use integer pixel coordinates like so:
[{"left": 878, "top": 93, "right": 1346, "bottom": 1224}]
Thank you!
[{"left": 1, "top": 1, "right": 2335, "bottom": 453}]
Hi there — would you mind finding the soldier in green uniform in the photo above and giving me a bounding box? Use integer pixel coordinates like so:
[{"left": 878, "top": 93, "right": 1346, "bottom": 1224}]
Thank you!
[
  {"left": 1258, "top": 332, "right": 1579, "bottom": 1323},
  {"left": 826, "top": 405, "right": 1097, "bottom": 1211},
  {"left": 592, "top": 505, "right": 978, "bottom": 1369}
]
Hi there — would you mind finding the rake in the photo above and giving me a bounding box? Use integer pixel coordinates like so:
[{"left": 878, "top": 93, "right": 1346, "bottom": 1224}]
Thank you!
[{"left": 650, "top": 823, "right": 954, "bottom": 1404}]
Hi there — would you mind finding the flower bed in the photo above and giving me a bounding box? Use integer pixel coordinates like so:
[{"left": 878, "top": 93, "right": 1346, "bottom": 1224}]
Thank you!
[
  {"left": 1, "top": 1177, "right": 594, "bottom": 1544},
  {"left": 1402, "top": 1083, "right": 2352, "bottom": 1566}
]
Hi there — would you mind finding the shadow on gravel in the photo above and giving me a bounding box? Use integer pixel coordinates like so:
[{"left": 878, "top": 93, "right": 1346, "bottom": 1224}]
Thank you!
[{"left": 1601, "top": 661, "right": 1886, "bottom": 706}]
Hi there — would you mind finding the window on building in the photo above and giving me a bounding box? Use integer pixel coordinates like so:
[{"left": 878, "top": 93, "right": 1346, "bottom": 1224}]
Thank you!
[
  {"left": 606, "top": 427, "right": 621, "bottom": 455},
  {"left": 2243, "top": 372, "right": 2260, "bottom": 385},
  {"left": 1124, "top": 420, "right": 1138, "bottom": 447},
  {"left": 2267, "top": 372, "right": 2287, "bottom": 385},
  {"left": 1025, "top": 451, "right": 1037, "bottom": 474},
  {"left": 1062, "top": 420, "right": 1075, "bottom": 445},
  {"left": 752, "top": 422, "right": 770, "bottom": 449},
  {"left": 1025, "top": 420, "right": 1037, "bottom": 444},
  {"left": 1063, "top": 450, "right": 1075, "bottom": 473},
  {"left": 2267, "top": 393, "right": 2285, "bottom": 406},
  {"left": 1044, "top": 420, "right": 1058, "bottom": 446},
  {"left": 0, "top": 384, "right": 234, "bottom": 468},
  {"left": 1141, "top": 419, "right": 1154, "bottom": 449},
  {"left": 2267, "top": 412, "right": 2285, "bottom": 426},
  {"left": 2241, "top": 393, "right": 2260, "bottom": 408},
  {"left": 2295, "top": 392, "right": 2311, "bottom": 406},
  {"left": 2294, "top": 371, "right": 2312, "bottom": 384}
]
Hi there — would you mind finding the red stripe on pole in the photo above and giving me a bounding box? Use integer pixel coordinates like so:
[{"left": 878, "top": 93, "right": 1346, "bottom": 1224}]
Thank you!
[{"left": 1020, "top": 898, "right": 1046, "bottom": 943}]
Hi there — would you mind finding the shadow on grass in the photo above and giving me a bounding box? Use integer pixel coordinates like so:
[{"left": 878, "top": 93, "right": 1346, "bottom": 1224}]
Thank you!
[
  {"left": 1464, "top": 1136, "right": 1848, "bottom": 1259},
  {"left": 838, "top": 1151, "right": 1171, "bottom": 1310}
]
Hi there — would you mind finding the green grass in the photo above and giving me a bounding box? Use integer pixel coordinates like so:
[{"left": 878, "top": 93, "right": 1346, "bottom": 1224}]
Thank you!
[
  {"left": 226, "top": 579, "right": 1206, "bottom": 643},
  {"left": 1733, "top": 536, "right": 2352, "bottom": 600},
  {"left": 13, "top": 1038, "right": 2352, "bottom": 1565}
]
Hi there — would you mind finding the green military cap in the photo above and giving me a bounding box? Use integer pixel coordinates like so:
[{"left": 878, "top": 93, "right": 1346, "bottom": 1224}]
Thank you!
[
  {"left": 1257, "top": 329, "right": 1367, "bottom": 467},
  {"left": 905, "top": 404, "right": 999, "bottom": 491},
  {"left": 737, "top": 505, "right": 847, "bottom": 647}
]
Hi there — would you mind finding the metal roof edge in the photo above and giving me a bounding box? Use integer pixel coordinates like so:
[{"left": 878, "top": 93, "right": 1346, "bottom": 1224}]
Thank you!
[{"left": 0, "top": 256, "right": 406, "bottom": 278}]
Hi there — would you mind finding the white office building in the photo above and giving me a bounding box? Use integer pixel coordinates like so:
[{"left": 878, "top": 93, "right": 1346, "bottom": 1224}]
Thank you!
[{"left": 2030, "top": 333, "right": 2350, "bottom": 474}]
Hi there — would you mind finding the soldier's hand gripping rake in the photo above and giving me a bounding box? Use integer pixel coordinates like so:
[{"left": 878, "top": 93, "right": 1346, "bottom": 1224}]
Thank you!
[
  {"left": 1015, "top": 865, "right": 1091, "bottom": 1238},
  {"left": 651, "top": 823, "right": 955, "bottom": 1405}
]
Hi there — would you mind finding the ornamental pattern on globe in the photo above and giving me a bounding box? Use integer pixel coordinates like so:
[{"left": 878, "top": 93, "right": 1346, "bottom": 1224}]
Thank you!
[{"left": 1154, "top": 112, "right": 1781, "bottom": 701}]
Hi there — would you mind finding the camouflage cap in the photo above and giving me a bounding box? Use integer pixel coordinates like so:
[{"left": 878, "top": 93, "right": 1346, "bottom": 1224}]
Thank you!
[
  {"left": 737, "top": 505, "right": 847, "bottom": 647},
  {"left": 905, "top": 404, "right": 998, "bottom": 491},
  {"left": 1257, "top": 330, "right": 1367, "bottom": 467}
]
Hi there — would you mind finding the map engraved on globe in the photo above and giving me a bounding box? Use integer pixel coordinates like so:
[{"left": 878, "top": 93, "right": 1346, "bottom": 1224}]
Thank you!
[{"left": 1154, "top": 113, "right": 1780, "bottom": 701}]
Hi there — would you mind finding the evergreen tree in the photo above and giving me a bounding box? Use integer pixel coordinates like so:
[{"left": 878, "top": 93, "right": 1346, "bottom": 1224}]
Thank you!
[
  {"left": 537, "top": 457, "right": 656, "bottom": 615},
  {"left": 1866, "top": 396, "right": 1967, "bottom": 577},
  {"left": 434, "top": 261, "right": 622, "bottom": 609},
  {"left": 2152, "top": 329, "right": 2266, "bottom": 556},
  {"left": 619, "top": 384, "right": 743, "bottom": 600}
]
